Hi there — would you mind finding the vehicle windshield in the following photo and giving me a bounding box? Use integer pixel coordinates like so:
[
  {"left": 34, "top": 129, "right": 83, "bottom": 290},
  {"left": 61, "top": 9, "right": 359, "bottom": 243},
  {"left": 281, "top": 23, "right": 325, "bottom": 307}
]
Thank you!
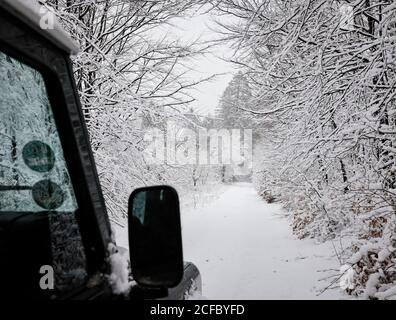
[{"left": 0, "top": 51, "right": 77, "bottom": 212}]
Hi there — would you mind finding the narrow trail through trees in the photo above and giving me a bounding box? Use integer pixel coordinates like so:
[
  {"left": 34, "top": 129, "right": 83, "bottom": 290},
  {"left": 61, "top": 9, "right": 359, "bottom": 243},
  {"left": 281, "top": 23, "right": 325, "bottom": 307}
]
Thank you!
[{"left": 182, "top": 183, "right": 346, "bottom": 299}]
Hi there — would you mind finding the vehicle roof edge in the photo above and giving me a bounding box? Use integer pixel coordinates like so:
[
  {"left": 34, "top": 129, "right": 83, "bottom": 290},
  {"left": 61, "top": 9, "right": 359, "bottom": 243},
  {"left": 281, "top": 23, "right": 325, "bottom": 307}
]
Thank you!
[{"left": 1, "top": 0, "right": 80, "bottom": 55}]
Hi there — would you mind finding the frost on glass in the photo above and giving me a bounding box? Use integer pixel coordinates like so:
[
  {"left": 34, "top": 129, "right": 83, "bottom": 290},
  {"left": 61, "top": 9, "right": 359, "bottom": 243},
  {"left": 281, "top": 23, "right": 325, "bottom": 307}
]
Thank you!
[
  {"left": 0, "top": 52, "right": 77, "bottom": 212},
  {"left": 49, "top": 213, "right": 87, "bottom": 291}
]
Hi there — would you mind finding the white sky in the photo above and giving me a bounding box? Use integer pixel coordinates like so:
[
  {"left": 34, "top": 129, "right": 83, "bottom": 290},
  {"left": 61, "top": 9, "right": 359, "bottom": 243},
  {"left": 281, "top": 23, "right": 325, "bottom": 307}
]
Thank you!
[{"left": 159, "top": 11, "right": 237, "bottom": 116}]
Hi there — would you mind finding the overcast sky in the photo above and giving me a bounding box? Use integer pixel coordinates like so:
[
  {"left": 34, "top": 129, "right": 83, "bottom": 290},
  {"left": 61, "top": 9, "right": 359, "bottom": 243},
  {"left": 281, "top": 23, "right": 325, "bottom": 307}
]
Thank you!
[{"left": 159, "top": 11, "right": 237, "bottom": 116}]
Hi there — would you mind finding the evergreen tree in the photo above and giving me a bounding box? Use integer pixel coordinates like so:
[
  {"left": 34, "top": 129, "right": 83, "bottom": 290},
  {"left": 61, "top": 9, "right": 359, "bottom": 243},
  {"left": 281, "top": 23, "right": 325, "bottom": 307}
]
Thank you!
[{"left": 216, "top": 72, "right": 253, "bottom": 128}]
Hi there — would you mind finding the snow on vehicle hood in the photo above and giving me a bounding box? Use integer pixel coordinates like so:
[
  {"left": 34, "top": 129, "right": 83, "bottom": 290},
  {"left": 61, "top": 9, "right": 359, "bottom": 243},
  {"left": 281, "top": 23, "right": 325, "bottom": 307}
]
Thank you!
[{"left": 1, "top": 0, "right": 79, "bottom": 55}]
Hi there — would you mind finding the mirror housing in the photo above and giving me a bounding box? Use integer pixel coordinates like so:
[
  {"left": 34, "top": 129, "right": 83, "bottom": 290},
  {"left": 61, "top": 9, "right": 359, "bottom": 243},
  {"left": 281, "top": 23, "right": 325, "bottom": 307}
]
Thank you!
[{"left": 128, "top": 186, "right": 183, "bottom": 288}]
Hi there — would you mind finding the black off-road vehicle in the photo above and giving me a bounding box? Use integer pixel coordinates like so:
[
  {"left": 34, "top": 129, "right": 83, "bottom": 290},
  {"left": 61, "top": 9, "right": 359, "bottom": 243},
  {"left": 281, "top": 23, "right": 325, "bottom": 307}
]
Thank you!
[{"left": 0, "top": 0, "right": 201, "bottom": 300}]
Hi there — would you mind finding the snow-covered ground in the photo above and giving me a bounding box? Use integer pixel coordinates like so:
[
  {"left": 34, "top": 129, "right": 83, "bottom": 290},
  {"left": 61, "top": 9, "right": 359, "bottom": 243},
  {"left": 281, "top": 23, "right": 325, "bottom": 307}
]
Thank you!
[
  {"left": 182, "top": 183, "right": 348, "bottom": 300},
  {"left": 114, "top": 182, "right": 350, "bottom": 299}
]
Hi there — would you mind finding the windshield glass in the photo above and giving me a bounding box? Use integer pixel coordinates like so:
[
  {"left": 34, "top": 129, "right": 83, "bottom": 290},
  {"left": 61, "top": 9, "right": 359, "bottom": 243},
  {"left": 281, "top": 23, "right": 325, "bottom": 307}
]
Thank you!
[{"left": 0, "top": 51, "right": 77, "bottom": 212}]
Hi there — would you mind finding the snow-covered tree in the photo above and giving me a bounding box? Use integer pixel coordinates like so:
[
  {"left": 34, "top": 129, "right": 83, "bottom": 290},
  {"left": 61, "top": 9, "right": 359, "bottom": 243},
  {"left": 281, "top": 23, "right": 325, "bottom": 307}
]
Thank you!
[
  {"left": 44, "top": 0, "right": 218, "bottom": 225},
  {"left": 216, "top": 71, "right": 253, "bottom": 128}
]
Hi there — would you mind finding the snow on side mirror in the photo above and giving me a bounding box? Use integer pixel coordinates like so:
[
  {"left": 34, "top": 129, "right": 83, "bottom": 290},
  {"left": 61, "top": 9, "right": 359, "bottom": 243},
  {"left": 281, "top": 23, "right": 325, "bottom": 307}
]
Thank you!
[{"left": 128, "top": 186, "right": 183, "bottom": 288}]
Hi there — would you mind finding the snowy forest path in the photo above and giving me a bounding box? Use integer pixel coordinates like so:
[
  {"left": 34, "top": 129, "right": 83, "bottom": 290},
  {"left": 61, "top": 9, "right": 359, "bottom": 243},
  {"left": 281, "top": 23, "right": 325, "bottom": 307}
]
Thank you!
[{"left": 182, "top": 183, "right": 345, "bottom": 299}]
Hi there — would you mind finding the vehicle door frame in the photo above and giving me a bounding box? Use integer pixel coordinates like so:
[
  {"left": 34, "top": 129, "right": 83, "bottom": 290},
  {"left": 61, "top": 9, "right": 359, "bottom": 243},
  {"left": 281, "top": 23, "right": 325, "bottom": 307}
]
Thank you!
[{"left": 0, "top": 4, "right": 113, "bottom": 299}]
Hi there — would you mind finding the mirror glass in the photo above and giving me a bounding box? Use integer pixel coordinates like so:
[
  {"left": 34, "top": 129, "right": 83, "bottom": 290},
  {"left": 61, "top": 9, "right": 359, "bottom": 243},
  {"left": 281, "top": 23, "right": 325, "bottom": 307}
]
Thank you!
[{"left": 128, "top": 186, "right": 183, "bottom": 288}]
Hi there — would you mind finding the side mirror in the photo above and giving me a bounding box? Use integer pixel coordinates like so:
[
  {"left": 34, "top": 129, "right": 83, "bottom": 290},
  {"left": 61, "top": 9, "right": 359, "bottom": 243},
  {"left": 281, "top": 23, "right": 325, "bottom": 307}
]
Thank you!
[{"left": 128, "top": 186, "right": 183, "bottom": 288}]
